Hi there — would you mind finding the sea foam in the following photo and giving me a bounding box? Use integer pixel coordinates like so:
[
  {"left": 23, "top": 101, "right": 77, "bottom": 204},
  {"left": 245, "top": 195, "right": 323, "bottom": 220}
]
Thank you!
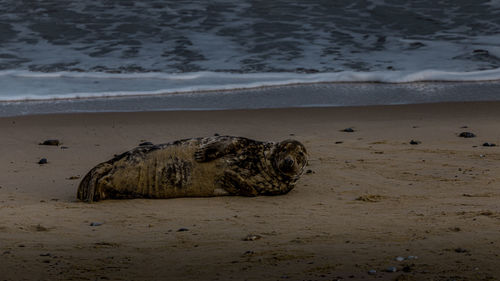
[{"left": 1, "top": 69, "right": 500, "bottom": 101}]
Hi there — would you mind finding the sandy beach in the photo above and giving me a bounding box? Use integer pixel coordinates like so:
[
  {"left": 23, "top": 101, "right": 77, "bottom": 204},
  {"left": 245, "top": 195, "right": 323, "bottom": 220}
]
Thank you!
[{"left": 1, "top": 102, "right": 499, "bottom": 281}]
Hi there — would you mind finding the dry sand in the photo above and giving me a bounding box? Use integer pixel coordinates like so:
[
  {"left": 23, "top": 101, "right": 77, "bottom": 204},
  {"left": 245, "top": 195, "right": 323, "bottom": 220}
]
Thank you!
[{"left": 0, "top": 102, "right": 499, "bottom": 281}]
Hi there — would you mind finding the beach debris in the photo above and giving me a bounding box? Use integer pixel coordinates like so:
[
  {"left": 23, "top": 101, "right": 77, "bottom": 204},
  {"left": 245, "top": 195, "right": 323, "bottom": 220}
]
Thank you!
[
  {"left": 139, "top": 141, "right": 153, "bottom": 146},
  {"left": 341, "top": 128, "right": 355, "bottom": 132},
  {"left": 177, "top": 227, "right": 189, "bottom": 232},
  {"left": 459, "top": 132, "right": 476, "bottom": 138},
  {"left": 39, "top": 139, "right": 60, "bottom": 146},
  {"left": 89, "top": 222, "right": 103, "bottom": 227},
  {"left": 35, "top": 224, "right": 49, "bottom": 232},
  {"left": 386, "top": 266, "right": 398, "bottom": 273},
  {"left": 243, "top": 234, "right": 262, "bottom": 241},
  {"left": 482, "top": 142, "right": 496, "bottom": 147},
  {"left": 409, "top": 140, "right": 421, "bottom": 145},
  {"left": 367, "top": 269, "right": 377, "bottom": 275},
  {"left": 395, "top": 256, "right": 405, "bottom": 262},
  {"left": 38, "top": 158, "right": 48, "bottom": 164},
  {"left": 355, "top": 194, "right": 384, "bottom": 202}
]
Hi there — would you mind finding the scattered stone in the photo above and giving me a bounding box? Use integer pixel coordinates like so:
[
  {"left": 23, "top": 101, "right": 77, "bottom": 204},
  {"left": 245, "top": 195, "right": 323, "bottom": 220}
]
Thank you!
[
  {"left": 454, "top": 247, "right": 468, "bottom": 253},
  {"left": 60, "top": 146, "right": 69, "bottom": 149},
  {"left": 341, "top": 128, "right": 355, "bottom": 133},
  {"left": 459, "top": 132, "right": 476, "bottom": 138},
  {"left": 395, "top": 256, "right": 405, "bottom": 262},
  {"left": 177, "top": 228, "right": 189, "bottom": 232},
  {"left": 367, "top": 269, "right": 377, "bottom": 275},
  {"left": 39, "top": 139, "right": 60, "bottom": 146},
  {"left": 355, "top": 194, "right": 384, "bottom": 202},
  {"left": 402, "top": 265, "right": 412, "bottom": 272},
  {"left": 243, "top": 234, "right": 262, "bottom": 241},
  {"left": 40, "top": 253, "right": 51, "bottom": 257},
  {"left": 67, "top": 176, "right": 80, "bottom": 180},
  {"left": 38, "top": 158, "right": 48, "bottom": 164},
  {"left": 305, "top": 169, "right": 315, "bottom": 174},
  {"left": 483, "top": 142, "right": 496, "bottom": 147},
  {"left": 35, "top": 224, "right": 49, "bottom": 232},
  {"left": 460, "top": 126, "right": 468, "bottom": 128},
  {"left": 214, "top": 133, "right": 220, "bottom": 136},
  {"left": 90, "top": 222, "right": 103, "bottom": 227},
  {"left": 335, "top": 141, "right": 344, "bottom": 144},
  {"left": 139, "top": 141, "right": 153, "bottom": 146},
  {"left": 386, "top": 266, "right": 398, "bottom": 273},
  {"left": 407, "top": 256, "right": 418, "bottom": 260},
  {"left": 409, "top": 140, "right": 421, "bottom": 145}
]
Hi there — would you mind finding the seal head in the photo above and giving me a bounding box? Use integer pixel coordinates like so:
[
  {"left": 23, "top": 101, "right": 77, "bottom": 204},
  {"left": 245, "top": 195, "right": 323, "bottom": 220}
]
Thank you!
[{"left": 272, "top": 139, "right": 308, "bottom": 180}]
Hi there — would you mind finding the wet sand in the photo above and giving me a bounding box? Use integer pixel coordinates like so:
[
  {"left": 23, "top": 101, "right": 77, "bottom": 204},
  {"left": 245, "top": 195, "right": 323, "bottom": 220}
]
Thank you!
[{"left": 0, "top": 102, "right": 499, "bottom": 280}]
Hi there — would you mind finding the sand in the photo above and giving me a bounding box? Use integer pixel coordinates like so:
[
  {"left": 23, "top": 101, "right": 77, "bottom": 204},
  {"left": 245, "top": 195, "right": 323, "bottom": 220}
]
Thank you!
[{"left": 0, "top": 102, "right": 499, "bottom": 281}]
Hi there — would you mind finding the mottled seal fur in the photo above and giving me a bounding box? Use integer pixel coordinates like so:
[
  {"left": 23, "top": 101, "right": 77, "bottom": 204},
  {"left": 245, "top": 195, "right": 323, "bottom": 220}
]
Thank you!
[{"left": 77, "top": 136, "right": 308, "bottom": 202}]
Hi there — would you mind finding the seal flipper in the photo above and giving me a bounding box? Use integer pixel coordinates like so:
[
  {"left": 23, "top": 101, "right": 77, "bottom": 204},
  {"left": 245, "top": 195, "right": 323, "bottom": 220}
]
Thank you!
[
  {"left": 219, "top": 170, "right": 259, "bottom": 196},
  {"left": 194, "top": 138, "right": 235, "bottom": 162}
]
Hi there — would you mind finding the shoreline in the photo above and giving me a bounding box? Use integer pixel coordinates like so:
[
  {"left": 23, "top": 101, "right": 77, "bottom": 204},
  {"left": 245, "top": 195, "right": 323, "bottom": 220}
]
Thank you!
[
  {"left": 1, "top": 102, "right": 499, "bottom": 280},
  {"left": 2, "top": 81, "right": 500, "bottom": 117}
]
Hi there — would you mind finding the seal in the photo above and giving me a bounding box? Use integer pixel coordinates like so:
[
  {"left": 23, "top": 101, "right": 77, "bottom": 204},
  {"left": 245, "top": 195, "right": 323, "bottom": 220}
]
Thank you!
[{"left": 77, "top": 136, "right": 308, "bottom": 202}]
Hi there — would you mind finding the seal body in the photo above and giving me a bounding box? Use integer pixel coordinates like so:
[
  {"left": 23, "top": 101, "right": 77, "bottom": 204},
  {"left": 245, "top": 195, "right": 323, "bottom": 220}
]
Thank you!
[{"left": 77, "top": 136, "right": 308, "bottom": 202}]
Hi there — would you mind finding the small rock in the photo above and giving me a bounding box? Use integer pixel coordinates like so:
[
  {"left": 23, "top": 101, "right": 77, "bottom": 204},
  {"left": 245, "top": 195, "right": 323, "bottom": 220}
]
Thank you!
[
  {"left": 409, "top": 140, "right": 421, "bottom": 145},
  {"left": 177, "top": 228, "right": 189, "bottom": 232},
  {"left": 305, "top": 169, "right": 315, "bottom": 174},
  {"left": 38, "top": 158, "right": 48, "bottom": 164},
  {"left": 90, "top": 222, "right": 103, "bottom": 227},
  {"left": 367, "top": 269, "right": 377, "bottom": 275},
  {"left": 454, "top": 247, "right": 468, "bottom": 253},
  {"left": 60, "top": 146, "right": 69, "bottom": 149},
  {"left": 335, "top": 141, "right": 343, "bottom": 144},
  {"left": 214, "top": 133, "right": 220, "bottom": 136},
  {"left": 40, "top": 253, "right": 51, "bottom": 257},
  {"left": 243, "top": 234, "right": 262, "bottom": 241},
  {"left": 39, "top": 139, "right": 60, "bottom": 146},
  {"left": 139, "top": 141, "right": 153, "bottom": 146},
  {"left": 341, "top": 128, "right": 355, "bottom": 133},
  {"left": 459, "top": 132, "right": 476, "bottom": 138},
  {"left": 402, "top": 265, "right": 412, "bottom": 272},
  {"left": 386, "top": 266, "right": 397, "bottom": 273},
  {"left": 460, "top": 126, "right": 468, "bottom": 128},
  {"left": 67, "top": 176, "right": 80, "bottom": 180},
  {"left": 483, "top": 142, "right": 496, "bottom": 147},
  {"left": 395, "top": 256, "right": 405, "bottom": 262}
]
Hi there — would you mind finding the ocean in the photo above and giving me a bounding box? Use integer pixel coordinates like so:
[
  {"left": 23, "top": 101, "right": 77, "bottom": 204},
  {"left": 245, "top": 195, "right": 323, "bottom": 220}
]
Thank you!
[{"left": 1, "top": 0, "right": 500, "bottom": 115}]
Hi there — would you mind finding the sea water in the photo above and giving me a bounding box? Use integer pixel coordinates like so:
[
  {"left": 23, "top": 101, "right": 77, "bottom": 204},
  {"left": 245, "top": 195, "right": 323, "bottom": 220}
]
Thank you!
[{"left": 1, "top": 0, "right": 500, "bottom": 114}]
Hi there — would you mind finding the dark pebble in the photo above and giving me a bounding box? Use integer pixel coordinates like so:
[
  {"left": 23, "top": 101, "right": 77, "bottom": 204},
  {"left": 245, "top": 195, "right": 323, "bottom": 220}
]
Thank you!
[
  {"left": 139, "top": 141, "right": 153, "bottom": 146},
  {"left": 483, "top": 142, "right": 496, "bottom": 147},
  {"left": 40, "top": 253, "right": 51, "bottom": 257},
  {"left": 90, "top": 222, "right": 103, "bottom": 227},
  {"left": 454, "top": 247, "right": 468, "bottom": 253},
  {"left": 38, "top": 158, "right": 48, "bottom": 164},
  {"left": 342, "top": 128, "right": 355, "bottom": 132},
  {"left": 60, "top": 146, "right": 69, "bottom": 149},
  {"left": 402, "top": 265, "right": 412, "bottom": 272},
  {"left": 177, "top": 228, "right": 189, "bottom": 232},
  {"left": 335, "top": 141, "right": 344, "bottom": 144},
  {"left": 409, "top": 140, "right": 421, "bottom": 145},
  {"left": 305, "top": 169, "right": 315, "bottom": 174},
  {"left": 459, "top": 132, "right": 476, "bottom": 138},
  {"left": 40, "top": 139, "right": 60, "bottom": 146},
  {"left": 214, "top": 133, "right": 220, "bottom": 136}
]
